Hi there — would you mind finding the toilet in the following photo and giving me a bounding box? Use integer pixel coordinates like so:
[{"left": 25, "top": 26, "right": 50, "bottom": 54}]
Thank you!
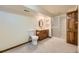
[{"left": 28, "top": 29, "right": 38, "bottom": 45}]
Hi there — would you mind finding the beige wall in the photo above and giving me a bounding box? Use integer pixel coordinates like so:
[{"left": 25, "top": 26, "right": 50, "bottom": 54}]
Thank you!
[{"left": 0, "top": 11, "right": 36, "bottom": 51}]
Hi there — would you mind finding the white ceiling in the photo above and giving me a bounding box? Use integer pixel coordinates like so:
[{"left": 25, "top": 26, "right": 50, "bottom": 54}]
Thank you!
[
  {"left": 39, "top": 5, "right": 77, "bottom": 16},
  {"left": 0, "top": 5, "right": 77, "bottom": 16},
  {"left": 0, "top": 5, "right": 35, "bottom": 16}
]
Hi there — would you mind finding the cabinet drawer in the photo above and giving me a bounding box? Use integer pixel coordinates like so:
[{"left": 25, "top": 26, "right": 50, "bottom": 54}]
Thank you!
[{"left": 36, "top": 30, "right": 49, "bottom": 40}]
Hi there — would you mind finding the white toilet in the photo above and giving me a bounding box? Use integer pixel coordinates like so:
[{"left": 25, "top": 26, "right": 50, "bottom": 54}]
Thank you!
[{"left": 28, "top": 29, "right": 38, "bottom": 45}]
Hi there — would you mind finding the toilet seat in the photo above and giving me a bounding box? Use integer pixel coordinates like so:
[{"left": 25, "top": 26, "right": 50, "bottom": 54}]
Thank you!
[{"left": 31, "top": 36, "right": 38, "bottom": 40}]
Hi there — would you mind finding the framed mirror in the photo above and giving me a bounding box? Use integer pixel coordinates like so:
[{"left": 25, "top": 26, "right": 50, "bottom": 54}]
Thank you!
[{"left": 39, "top": 19, "right": 43, "bottom": 28}]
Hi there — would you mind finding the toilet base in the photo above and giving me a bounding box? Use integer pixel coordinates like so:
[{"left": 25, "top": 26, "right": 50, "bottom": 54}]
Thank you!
[{"left": 32, "top": 41, "right": 38, "bottom": 45}]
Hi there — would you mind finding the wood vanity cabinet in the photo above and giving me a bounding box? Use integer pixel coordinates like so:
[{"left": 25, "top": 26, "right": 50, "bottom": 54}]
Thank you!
[{"left": 36, "top": 30, "right": 49, "bottom": 40}]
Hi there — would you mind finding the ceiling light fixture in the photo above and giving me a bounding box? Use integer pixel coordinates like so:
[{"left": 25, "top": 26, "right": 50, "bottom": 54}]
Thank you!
[{"left": 24, "top": 10, "right": 30, "bottom": 12}]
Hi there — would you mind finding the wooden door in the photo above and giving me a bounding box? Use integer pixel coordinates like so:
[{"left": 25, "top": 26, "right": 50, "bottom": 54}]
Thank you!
[{"left": 67, "top": 10, "right": 78, "bottom": 45}]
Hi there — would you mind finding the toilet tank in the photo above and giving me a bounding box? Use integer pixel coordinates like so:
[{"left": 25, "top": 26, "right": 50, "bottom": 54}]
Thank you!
[{"left": 27, "top": 29, "right": 36, "bottom": 36}]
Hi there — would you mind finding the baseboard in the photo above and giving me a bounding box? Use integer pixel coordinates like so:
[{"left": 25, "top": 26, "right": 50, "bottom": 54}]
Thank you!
[
  {"left": 47, "top": 35, "right": 52, "bottom": 38},
  {"left": 0, "top": 40, "right": 31, "bottom": 53}
]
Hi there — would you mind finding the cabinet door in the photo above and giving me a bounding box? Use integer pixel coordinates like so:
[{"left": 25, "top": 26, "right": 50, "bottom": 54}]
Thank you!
[
  {"left": 36, "top": 30, "right": 49, "bottom": 40},
  {"left": 67, "top": 10, "right": 78, "bottom": 45}
]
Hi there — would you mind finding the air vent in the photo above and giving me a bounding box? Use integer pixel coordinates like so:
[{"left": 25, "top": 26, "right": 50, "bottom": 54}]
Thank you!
[{"left": 24, "top": 10, "right": 30, "bottom": 12}]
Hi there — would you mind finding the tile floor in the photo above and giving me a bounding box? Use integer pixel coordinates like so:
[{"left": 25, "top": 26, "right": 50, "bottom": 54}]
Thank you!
[{"left": 5, "top": 37, "right": 77, "bottom": 53}]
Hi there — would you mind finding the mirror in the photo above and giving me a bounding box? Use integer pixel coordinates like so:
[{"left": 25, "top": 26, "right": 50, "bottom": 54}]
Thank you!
[{"left": 39, "top": 19, "right": 43, "bottom": 28}]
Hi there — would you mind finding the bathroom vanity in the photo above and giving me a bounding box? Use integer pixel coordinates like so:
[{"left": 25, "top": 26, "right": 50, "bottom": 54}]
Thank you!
[{"left": 36, "top": 29, "right": 49, "bottom": 40}]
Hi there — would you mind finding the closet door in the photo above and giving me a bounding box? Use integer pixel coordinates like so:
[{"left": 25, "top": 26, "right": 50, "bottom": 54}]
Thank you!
[{"left": 67, "top": 10, "right": 78, "bottom": 45}]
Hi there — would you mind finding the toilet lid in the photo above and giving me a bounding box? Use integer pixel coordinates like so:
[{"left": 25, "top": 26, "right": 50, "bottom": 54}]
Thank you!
[{"left": 31, "top": 36, "right": 38, "bottom": 39}]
